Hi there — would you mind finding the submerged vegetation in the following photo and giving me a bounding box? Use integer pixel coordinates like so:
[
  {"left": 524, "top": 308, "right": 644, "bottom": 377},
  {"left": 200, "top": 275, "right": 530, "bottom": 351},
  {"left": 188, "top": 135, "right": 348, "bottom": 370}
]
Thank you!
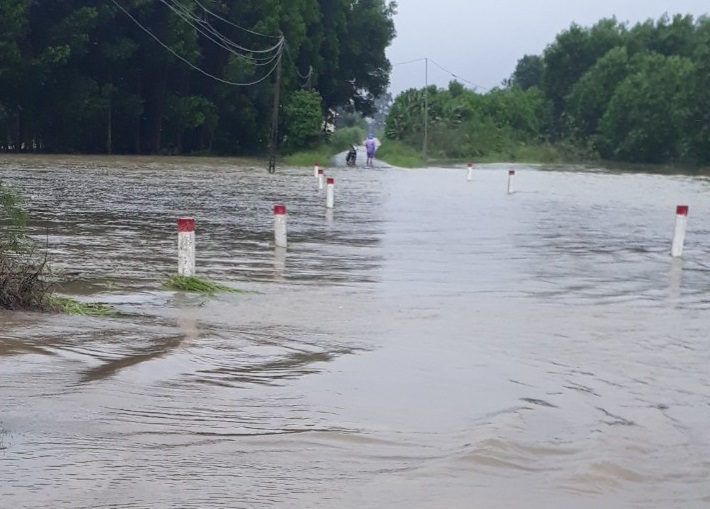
[
  {"left": 0, "top": 183, "right": 54, "bottom": 311},
  {"left": 47, "top": 296, "right": 115, "bottom": 316},
  {"left": 162, "top": 275, "right": 246, "bottom": 294}
]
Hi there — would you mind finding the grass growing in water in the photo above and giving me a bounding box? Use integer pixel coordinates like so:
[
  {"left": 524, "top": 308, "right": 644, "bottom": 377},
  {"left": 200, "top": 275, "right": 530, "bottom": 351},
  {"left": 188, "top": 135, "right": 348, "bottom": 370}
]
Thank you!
[
  {"left": 163, "top": 275, "right": 246, "bottom": 294},
  {"left": 48, "top": 296, "right": 115, "bottom": 316}
]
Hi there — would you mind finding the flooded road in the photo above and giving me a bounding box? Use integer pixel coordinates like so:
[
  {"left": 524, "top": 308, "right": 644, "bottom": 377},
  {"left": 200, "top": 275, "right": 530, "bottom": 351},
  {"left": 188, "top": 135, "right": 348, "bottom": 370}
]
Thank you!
[{"left": 1, "top": 155, "right": 710, "bottom": 508}]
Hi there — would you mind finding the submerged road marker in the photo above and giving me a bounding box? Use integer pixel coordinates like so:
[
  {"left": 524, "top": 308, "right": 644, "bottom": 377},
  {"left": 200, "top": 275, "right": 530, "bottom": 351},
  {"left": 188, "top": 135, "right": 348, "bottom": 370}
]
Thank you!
[
  {"left": 314, "top": 162, "right": 320, "bottom": 179},
  {"left": 178, "top": 217, "right": 196, "bottom": 276},
  {"left": 467, "top": 162, "right": 473, "bottom": 181},
  {"left": 274, "top": 204, "right": 288, "bottom": 248},
  {"left": 671, "top": 205, "right": 689, "bottom": 257},
  {"left": 318, "top": 168, "right": 325, "bottom": 190},
  {"left": 326, "top": 177, "right": 335, "bottom": 209},
  {"left": 508, "top": 169, "right": 516, "bottom": 194}
]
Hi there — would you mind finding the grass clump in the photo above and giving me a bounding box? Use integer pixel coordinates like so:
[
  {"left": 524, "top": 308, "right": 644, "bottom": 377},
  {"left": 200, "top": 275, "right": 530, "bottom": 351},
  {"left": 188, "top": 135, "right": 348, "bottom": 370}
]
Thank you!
[
  {"left": 376, "top": 140, "right": 424, "bottom": 168},
  {"left": 48, "top": 296, "right": 115, "bottom": 316},
  {"left": 282, "top": 149, "right": 335, "bottom": 167},
  {"left": 163, "top": 275, "right": 245, "bottom": 294}
]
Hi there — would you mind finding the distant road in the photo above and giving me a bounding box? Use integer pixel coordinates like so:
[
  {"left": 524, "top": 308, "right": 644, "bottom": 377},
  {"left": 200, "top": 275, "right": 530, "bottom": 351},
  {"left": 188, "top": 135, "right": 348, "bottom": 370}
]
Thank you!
[{"left": 332, "top": 137, "right": 390, "bottom": 169}]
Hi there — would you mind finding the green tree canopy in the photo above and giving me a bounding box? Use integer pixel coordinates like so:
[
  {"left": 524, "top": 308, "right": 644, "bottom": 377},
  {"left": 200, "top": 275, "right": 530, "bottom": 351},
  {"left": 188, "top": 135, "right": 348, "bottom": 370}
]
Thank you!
[{"left": 0, "top": 0, "right": 397, "bottom": 155}]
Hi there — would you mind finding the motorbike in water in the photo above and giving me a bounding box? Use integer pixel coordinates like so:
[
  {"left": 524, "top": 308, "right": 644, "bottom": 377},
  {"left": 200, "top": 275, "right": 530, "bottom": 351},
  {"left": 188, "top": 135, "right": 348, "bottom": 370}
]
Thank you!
[{"left": 345, "top": 145, "right": 357, "bottom": 167}]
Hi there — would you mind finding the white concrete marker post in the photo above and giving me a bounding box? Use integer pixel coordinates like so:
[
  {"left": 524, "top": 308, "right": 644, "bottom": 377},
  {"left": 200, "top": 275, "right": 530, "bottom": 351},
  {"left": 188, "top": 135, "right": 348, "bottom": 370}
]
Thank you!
[
  {"left": 467, "top": 162, "right": 473, "bottom": 181},
  {"left": 274, "top": 204, "right": 288, "bottom": 248},
  {"left": 177, "top": 217, "right": 196, "bottom": 276},
  {"left": 326, "top": 177, "right": 335, "bottom": 209},
  {"left": 318, "top": 168, "right": 325, "bottom": 190},
  {"left": 314, "top": 162, "right": 320, "bottom": 179},
  {"left": 671, "top": 205, "right": 689, "bottom": 257},
  {"left": 507, "top": 169, "right": 516, "bottom": 194}
]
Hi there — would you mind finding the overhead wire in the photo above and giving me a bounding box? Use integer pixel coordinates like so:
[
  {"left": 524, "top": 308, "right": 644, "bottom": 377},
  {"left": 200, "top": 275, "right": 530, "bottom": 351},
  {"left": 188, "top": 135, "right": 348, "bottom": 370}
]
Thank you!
[
  {"left": 159, "top": 0, "right": 283, "bottom": 65},
  {"left": 393, "top": 57, "right": 488, "bottom": 92},
  {"left": 283, "top": 41, "right": 312, "bottom": 87},
  {"left": 191, "top": 0, "right": 281, "bottom": 40},
  {"left": 428, "top": 59, "right": 488, "bottom": 92},
  {"left": 110, "top": 0, "right": 283, "bottom": 87},
  {"left": 392, "top": 58, "right": 427, "bottom": 67}
]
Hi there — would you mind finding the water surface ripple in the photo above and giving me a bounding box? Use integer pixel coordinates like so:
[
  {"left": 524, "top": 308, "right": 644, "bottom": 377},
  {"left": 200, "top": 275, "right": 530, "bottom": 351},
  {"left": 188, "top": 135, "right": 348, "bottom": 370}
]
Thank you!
[{"left": 1, "top": 156, "right": 709, "bottom": 508}]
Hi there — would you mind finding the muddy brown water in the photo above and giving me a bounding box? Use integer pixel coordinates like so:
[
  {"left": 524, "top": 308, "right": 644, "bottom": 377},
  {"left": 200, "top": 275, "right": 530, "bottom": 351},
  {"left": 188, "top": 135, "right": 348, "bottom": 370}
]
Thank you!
[{"left": 1, "top": 155, "right": 710, "bottom": 508}]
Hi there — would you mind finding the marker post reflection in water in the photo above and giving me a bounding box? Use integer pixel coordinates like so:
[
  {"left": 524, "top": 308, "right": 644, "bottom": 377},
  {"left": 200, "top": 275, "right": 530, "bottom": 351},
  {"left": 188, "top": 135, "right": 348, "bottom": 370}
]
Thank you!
[
  {"left": 671, "top": 205, "right": 689, "bottom": 257},
  {"left": 318, "top": 168, "right": 325, "bottom": 190},
  {"left": 326, "top": 177, "right": 335, "bottom": 209},
  {"left": 508, "top": 169, "right": 515, "bottom": 194},
  {"left": 273, "top": 204, "right": 287, "bottom": 248},
  {"left": 177, "top": 217, "right": 195, "bottom": 276},
  {"left": 467, "top": 162, "right": 473, "bottom": 181},
  {"left": 314, "top": 162, "right": 319, "bottom": 179}
]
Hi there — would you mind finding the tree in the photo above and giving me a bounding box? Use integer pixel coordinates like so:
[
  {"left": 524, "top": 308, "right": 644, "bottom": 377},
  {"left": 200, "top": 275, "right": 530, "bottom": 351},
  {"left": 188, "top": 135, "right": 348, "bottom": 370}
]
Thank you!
[
  {"left": 598, "top": 52, "right": 694, "bottom": 162},
  {"left": 282, "top": 89, "right": 323, "bottom": 151},
  {"left": 686, "top": 16, "right": 710, "bottom": 164},
  {"left": 316, "top": 0, "right": 397, "bottom": 116},
  {"left": 542, "top": 18, "right": 625, "bottom": 134},
  {"left": 511, "top": 55, "right": 544, "bottom": 91},
  {"left": 565, "top": 46, "right": 630, "bottom": 140}
]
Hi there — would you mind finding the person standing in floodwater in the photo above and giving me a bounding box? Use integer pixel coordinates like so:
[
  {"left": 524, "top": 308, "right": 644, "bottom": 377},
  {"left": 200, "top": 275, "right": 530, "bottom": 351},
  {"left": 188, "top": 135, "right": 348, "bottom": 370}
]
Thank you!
[{"left": 365, "top": 134, "right": 376, "bottom": 168}]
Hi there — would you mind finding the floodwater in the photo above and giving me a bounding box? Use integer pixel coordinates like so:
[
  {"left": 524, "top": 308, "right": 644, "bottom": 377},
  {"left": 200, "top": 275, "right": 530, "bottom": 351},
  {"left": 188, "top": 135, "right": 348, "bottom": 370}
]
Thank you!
[{"left": 1, "top": 154, "right": 710, "bottom": 508}]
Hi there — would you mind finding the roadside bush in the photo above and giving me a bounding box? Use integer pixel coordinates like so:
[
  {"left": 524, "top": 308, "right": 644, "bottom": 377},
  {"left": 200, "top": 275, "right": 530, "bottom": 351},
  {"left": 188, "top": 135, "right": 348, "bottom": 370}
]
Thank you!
[{"left": 0, "top": 183, "right": 54, "bottom": 311}]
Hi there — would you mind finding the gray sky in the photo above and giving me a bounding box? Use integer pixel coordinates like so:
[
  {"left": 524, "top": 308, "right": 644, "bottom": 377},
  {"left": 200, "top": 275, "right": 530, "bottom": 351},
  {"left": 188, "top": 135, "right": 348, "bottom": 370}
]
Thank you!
[{"left": 386, "top": 0, "right": 709, "bottom": 95}]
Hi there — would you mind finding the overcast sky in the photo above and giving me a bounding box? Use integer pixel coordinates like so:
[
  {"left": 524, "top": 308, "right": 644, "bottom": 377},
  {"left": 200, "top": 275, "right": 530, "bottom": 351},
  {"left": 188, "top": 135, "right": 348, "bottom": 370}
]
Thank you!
[{"left": 386, "top": 0, "right": 709, "bottom": 95}]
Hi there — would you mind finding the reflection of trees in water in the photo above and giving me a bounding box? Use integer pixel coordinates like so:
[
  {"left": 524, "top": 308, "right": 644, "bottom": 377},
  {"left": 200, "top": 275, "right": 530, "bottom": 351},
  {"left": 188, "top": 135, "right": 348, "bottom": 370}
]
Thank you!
[
  {"left": 80, "top": 334, "right": 186, "bottom": 383},
  {"left": 74, "top": 319, "right": 362, "bottom": 388}
]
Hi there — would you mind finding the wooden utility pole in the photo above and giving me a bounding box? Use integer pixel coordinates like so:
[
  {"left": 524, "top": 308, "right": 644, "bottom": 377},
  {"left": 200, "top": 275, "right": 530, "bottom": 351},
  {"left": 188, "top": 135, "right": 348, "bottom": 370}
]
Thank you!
[{"left": 268, "top": 38, "right": 284, "bottom": 173}]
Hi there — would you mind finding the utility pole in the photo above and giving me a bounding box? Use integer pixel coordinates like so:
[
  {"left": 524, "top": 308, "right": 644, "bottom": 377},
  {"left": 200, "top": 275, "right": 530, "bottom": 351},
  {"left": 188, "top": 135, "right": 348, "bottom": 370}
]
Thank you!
[
  {"left": 423, "top": 57, "right": 428, "bottom": 164},
  {"left": 268, "top": 36, "right": 284, "bottom": 173}
]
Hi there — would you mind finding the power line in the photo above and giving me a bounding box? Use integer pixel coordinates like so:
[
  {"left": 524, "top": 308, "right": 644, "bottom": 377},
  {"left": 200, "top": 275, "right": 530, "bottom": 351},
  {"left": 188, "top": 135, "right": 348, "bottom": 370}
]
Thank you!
[
  {"left": 392, "top": 58, "right": 426, "bottom": 67},
  {"left": 111, "top": 0, "right": 283, "bottom": 86},
  {"left": 163, "top": 0, "right": 283, "bottom": 56},
  {"left": 393, "top": 57, "right": 488, "bottom": 92},
  {"left": 191, "top": 0, "right": 281, "bottom": 40},
  {"left": 283, "top": 42, "right": 312, "bottom": 87},
  {"left": 428, "top": 59, "right": 488, "bottom": 92},
  {"left": 159, "top": 0, "right": 282, "bottom": 66}
]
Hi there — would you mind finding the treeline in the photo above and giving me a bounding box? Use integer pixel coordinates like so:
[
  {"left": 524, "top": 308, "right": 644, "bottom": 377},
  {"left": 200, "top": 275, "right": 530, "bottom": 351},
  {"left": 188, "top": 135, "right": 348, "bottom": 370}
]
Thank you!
[
  {"left": 385, "top": 15, "right": 710, "bottom": 166},
  {"left": 0, "top": 0, "right": 396, "bottom": 155}
]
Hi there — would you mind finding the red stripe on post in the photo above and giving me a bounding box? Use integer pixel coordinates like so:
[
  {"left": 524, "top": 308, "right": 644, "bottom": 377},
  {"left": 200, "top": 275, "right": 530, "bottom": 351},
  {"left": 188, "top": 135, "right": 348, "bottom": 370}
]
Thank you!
[
  {"left": 509, "top": 170, "right": 516, "bottom": 175},
  {"left": 178, "top": 217, "right": 195, "bottom": 233},
  {"left": 274, "top": 204, "right": 286, "bottom": 215},
  {"left": 468, "top": 162, "right": 473, "bottom": 168},
  {"left": 315, "top": 162, "right": 319, "bottom": 166},
  {"left": 327, "top": 177, "right": 334, "bottom": 184},
  {"left": 676, "top": 205, "right": 689, "bottom": 216},
  {"left": 318, "top": 168, "right": 324, "bottom": 174}
]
